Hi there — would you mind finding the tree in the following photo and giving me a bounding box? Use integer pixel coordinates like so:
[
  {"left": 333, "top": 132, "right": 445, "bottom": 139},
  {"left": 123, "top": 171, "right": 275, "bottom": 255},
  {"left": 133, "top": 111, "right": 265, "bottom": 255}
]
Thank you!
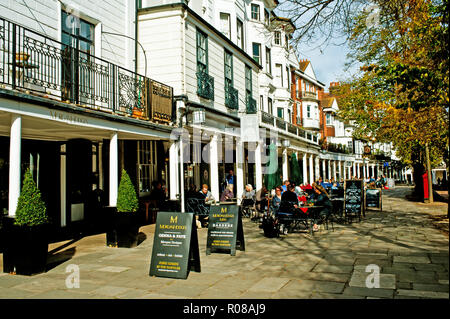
[
  {"left": 15, "top": 168, "right": 48, "bottom": 226},
  {"left": 116, "top": 169, "right": 139, "bottom": 213}
]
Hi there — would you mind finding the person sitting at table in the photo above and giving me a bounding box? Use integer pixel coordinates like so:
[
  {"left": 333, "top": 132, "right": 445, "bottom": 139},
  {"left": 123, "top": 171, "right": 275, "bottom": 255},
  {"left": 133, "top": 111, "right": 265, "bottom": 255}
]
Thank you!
[
  {"left": 220, "top": 183, "right": 234, "bottom": 202},
  {"left": 186, "top": 183, "right": 198, "bottom": 199},
  {"left": 279, "top": 184, "right": 299, "bottom": 213},
  {"left": 271, "top": 187, "right": 283, "bottom": 215},
  {"left": 311, "top": 183, "right": 333, "bottom": 232},
  {"left": 199, "top": 184, "right": 215, "bottom": 204},
  {"left": 331, "top": 182, "right": 339, "bottom": 190}
]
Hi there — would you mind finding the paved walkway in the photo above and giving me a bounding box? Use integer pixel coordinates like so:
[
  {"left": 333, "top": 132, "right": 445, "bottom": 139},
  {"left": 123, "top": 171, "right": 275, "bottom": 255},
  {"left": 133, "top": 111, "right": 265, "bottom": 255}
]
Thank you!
[{"left": 0, "top": 186, "right": 448, "bottom": 299}]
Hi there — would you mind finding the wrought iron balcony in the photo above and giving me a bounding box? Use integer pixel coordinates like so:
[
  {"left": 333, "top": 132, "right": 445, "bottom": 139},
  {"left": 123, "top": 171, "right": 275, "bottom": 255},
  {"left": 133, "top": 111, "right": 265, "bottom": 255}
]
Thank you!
[
  {"left": 0, "top": 17, "right": 174, "bottom": 124},
  {"left": 225, "top": 85, "right": 238, "bottom": 110},
  {"left": 276, "top": 117, "right": 286, "bottom": 130},
  {"left": 287, "top": 122, "right": 297, "bottom": 135},
  {"left": 261, "top": 111, "right": 274, "bottom": 125},
  {"left": 196, "top": 71, "right": 214, "bottom": 100},
  {"left": 301, "top": 91, "right": 318, "bottom": 100},
  {"left": 246, "top": 95, "right": 257, "bottom": 114}
]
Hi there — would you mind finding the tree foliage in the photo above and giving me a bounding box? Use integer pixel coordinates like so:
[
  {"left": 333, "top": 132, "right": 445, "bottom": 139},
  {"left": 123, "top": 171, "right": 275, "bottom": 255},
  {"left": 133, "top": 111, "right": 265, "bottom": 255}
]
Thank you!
[
  {"left": 116, "top": 169, "right": 139, "bottom": 213},
  {"left": 330, "top": 0, "right": 448, "bottom": 168},
  {"left": 15, "top": 168, "right": 48, "bottom": 227}
]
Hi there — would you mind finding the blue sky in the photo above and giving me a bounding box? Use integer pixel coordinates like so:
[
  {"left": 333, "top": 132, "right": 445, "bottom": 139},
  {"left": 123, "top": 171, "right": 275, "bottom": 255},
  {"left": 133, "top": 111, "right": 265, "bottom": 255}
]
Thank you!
[{"left": 296, "top": 42, "right": 358, "bottom": 90}]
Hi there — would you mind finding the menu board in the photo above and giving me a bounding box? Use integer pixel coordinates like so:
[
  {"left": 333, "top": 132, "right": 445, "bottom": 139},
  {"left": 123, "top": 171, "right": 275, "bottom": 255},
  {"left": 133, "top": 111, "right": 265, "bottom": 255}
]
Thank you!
[
  {"left": 149, "top": 212, "right": 200, "bottom": 279},
  {"left": 206, "top": 204, "right": 245, "bottom": 256},
  {"left": 344, "top": 180, "right": 364, "bottom": 220},
  {"left": 366, "top": 188, "right": 382, "bottom": 210}
]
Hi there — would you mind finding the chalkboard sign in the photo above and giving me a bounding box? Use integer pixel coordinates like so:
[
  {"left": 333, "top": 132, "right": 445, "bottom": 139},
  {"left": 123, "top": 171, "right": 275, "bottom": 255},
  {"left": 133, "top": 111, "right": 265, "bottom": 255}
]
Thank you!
[
  {"left": 344, "top": 179, "right": 364, "bottom": 221},
  {"left": 149, "top": 212, "right": 200, "bottom": 279},
  {"left": 366, "top": 188, "right": 382, "bottom": 211},
  {"left": 206, "top": 204, "right": 245, "bottom": 256}
]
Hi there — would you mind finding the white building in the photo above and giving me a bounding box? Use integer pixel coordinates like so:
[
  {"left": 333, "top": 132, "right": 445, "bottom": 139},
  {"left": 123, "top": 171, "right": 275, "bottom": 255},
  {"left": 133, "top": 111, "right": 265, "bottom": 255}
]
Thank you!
[{"left": 0, "top": 0, "right": 175, "bottom": 233}]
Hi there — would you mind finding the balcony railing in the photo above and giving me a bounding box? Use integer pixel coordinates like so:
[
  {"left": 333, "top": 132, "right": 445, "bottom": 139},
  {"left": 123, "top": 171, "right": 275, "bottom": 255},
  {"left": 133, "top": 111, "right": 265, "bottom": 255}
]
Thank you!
[
  {"left": 287, "top": 122, "right": 297, "bottom": 135},
  {"left": 258, "top": 110, "right": 318, "bottom": 145},
  {"left": 261, "top": 111, "right": 274, "bottom": 125},
  {"left": 301, "top": 91, "right": 318, "bottom": 100},
  {"left": 246, "top": 95, "right": 257, "bottom": 114},
  {"left": 196, "top": 71, "right": 214, "bottom": 100},
  {"left": 225, "top": 85, "right": 238, "bottom": 110},
  {"left": 276, "top": 117, "right": 286, "bottom": 130},
  {"left": 0, "top": 17, "right": 173, "bottom": 124}
]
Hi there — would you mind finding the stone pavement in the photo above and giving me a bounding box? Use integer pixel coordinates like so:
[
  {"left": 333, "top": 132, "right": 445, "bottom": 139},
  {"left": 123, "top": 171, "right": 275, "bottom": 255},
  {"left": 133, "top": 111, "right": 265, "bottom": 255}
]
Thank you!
[{"left": 0, "top": 186, "right": 448, "bottom": 299}]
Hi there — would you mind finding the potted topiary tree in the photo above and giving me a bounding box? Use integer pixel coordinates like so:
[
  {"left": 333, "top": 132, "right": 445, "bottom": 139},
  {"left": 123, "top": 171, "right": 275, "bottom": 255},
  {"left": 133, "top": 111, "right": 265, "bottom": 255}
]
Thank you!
[
  {"left": 3, "top": 168, "right": 49, "bottom": 275},
  {"left": 106, "top": 169, "right": 140, "bottom": 248}
]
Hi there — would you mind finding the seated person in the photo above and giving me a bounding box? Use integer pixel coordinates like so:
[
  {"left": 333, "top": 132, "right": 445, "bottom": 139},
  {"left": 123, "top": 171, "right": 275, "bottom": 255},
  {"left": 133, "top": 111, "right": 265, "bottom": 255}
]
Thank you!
[
  {"left": 242, "top": 184, "right": 256, "bottom": 206},
  {"left": 271, "top": 187, "right": 283, "bottom": 214},
  {"left": 279, "top": 184, "right": 300, "bottom": 214},
  {"left": 220, "top": 184, "right": 234, "bottom": 202},
  {"left": 311, "top": 183, "right": 333, "bottom": 231},
  {"left": 199, "top": 184, "right": 215, "bottom": 204},
  {"left": 255, "top": 185, "right": 268, "bottom": 212},
  {"left": 331, "top": 182, "right": 339, "bottom": 190}
]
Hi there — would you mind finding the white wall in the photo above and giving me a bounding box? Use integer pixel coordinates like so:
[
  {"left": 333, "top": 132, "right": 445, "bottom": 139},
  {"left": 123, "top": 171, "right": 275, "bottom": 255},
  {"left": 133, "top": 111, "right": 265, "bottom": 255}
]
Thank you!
[{"left": 1, "top": 0, "right": 135, "bottom": 70}]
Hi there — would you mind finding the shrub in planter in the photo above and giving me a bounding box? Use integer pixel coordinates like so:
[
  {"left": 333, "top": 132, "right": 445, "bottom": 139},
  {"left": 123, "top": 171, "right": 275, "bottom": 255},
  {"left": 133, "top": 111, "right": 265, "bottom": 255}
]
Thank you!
[
  {"left": 106, "top": 169, "right": 140, "bottom": 248},
  {"left": 3, "top": 169, "right": 49, "bottom": 275}
]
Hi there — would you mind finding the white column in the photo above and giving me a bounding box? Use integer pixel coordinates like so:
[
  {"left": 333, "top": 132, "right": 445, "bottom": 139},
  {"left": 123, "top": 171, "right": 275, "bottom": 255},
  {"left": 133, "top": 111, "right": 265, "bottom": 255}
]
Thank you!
[
  {"left": 236, "top": 139, "right": 244, "bottom": 203},
  {"left": 357, "top": 163, "right": 360, "bottom": 178},
  {"left": 210, "top": 134, "right": 220, "bottom": 202},
  {"left": 169, "top": 142, "right": 179, "bottom": 200},
  {"left": 327, "top": 159, "right": 331, "bottom": 180},
  {"left": 255, "top": 142, "right": 263, "bottom": 191},
  {"left": 343, "top": 161, "right": 346, "bottom": 180},
  {"left": 315, "top": 156, "right": 320, "bottom": 183},
  {"left": 366, "top": 162, "right": 370, "bottom": 179},
  {"left": 302, "top": 153, "right": 308, "bottom": 184},
  {"left": 322, "top": 159, "right": 326, "bottom": 180},
  {"left": 353, "top": 162, "right": 356, "bottom": 179},
  {"left": 109, "top": 132, "right": 118, "bottom": 207},
  {"left": 60, "top": 144, "right": 66, "bottom": 227},
  {"left": 338, "top": 161, "right": 342, "bottom": 180},
  {"left": 282, "top": 148, "right": 289, "bottom": 182},
  {"left": 8, "top": 115, "right": 21, "bottom": 217},
  {"left": 333, "top": 160, "right": 337, "bottom": 181},
  {"left": 309, "top": 154, "right": 314, "bottom": 184}
]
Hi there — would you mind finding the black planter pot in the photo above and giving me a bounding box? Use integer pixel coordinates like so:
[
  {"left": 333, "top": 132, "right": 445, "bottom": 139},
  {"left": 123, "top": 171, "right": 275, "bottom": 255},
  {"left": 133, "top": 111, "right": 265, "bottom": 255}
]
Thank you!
[
  {"left": 106, "top": 212, "right": 139, "bottom": 248},
  {"left": 2, "top": 217, "right": 48, "bottom": 275}
]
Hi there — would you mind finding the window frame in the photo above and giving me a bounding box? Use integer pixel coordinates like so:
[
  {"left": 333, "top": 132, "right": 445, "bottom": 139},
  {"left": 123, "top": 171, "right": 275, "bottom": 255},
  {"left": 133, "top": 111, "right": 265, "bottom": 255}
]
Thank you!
[
  {"left": 265, "top": 47, "right": 272, "bottom": 74},
  {"left": 196, "top": 28, "right": 208, "bottom": 74},
  {"left": 224, "top": 49, "right": 233, "bottom": 88},
  {"left": 220, "top": 12, "right": 231, "bottom": 39},
  {"left": 236, "top": 18, "right": 244, "bottom": 49},
  {"left": 252, "top": 42, "right": 261, "bottom": 64},
  {"left": 251, "top": 4, "right": 260, "bottom": 21}
]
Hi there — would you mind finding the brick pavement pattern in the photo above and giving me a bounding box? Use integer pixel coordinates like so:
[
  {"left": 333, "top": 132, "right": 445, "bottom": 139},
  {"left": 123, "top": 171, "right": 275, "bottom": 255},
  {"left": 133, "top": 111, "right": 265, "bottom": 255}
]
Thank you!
[{"left": 0, "top": 186, "right": 448, "bottom": 299}]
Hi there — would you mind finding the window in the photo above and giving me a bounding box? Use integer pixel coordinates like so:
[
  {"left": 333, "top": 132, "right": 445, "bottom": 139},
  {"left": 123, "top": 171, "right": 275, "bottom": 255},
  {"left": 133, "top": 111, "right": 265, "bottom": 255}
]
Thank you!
[
  {"left": 245, "top": 65, "right": 252, "bottom": 99},
  {"left": 224, "top": 50, "right": 233, "bottom": 88},
  {"left": 260, "top": 95, "right": 264, "bottom": 111},
  {"left": 265, "top": 47, "right": 271, "bottom": 74},
  {"left": 307, "top": 105, "right": 311, "bottom": 118},
  {"left": 285, "top": 34, "right": 289, "bottom": 49},
  {"left": 252, "top": 43, "right": 261, "bottom": 64},
  {"left": 61, "top": 11, "right": 95, "bottom": 102},
  {"left": 274, "top": 31, "right": 281, "bottom": 45},
  {"left": 326, "top": 113, "right": 331, "bottom": 125},
  {"left": 251, "top": 4, "right": 260, "bottom": 20},
  {"left": 264, "top": 9, "right": 270, "bottom": 25},
  {"left": 348, "top": 141, "right": 353, "bottom": 153},
  {"left": 220, "top": 13, "right": 231, "bottom": 39},
  {"left": 315, "top": 105, "right": 318, "bottom": 118},
  {"left": 138, "top": 141, "right": 157, "bottom": 194},
  {"left": 196, "top": 29, "right": 208, "bottom": 73},
  {"left": 277, "top": 107, "right": 284, "bottom": 119},
  {"left": 62, "top": 11, "right": 94, "bottom": 54},
  {"left": 288, "top": 109, "right": 291, "bottom": 122},
  {"left": 286, "top": 66, "right": 290, "bottom": 90},
  {"left": 237, "top": 18, "right": 244, "bottom": 49},
  {"left": 275, "top": 63, "right": 283, "bottom": 86},
  {"left": 268, "top": 98, "right": 273, "bottom": 115}
]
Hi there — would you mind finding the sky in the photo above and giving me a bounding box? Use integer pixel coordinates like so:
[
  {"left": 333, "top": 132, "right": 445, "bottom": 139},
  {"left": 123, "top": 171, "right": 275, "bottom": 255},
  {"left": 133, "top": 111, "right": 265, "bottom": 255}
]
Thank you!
[{"left": 297, "top": 43, "right": 355, "bottom": 90}]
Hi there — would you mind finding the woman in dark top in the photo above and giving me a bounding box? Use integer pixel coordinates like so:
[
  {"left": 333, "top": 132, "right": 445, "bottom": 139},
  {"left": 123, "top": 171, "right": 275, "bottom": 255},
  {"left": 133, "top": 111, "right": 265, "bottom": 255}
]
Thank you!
[
  {"left": 311, "top": 183, "right": 333, "bottom": 231},
  {"left": 279, "top": 184, "right": 299, "bottom": 214}
]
